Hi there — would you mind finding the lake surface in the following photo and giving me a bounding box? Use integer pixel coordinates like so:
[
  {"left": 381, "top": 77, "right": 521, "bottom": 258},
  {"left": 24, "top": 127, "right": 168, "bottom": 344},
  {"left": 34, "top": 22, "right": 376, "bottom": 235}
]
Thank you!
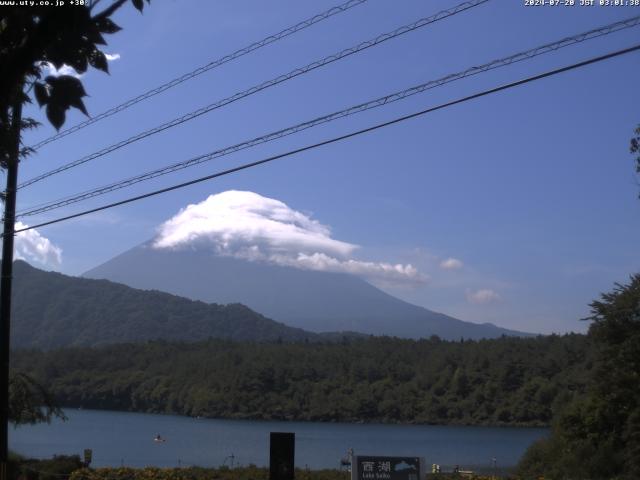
[{"left": 10, "top": 409, "right": 548, "bottom": 471}]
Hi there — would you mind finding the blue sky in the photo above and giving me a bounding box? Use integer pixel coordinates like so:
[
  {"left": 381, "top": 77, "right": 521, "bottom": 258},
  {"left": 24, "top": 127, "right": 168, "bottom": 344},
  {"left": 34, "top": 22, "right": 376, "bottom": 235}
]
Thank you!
[{"left": 12, "top": 0, "right": 640, "bottom": 334}]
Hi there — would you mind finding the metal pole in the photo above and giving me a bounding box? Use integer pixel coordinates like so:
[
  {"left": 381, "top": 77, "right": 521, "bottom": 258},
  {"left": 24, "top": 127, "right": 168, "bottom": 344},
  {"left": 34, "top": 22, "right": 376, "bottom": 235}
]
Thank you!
[{"left": 0, "top": 94, "right": 23, "bottom": 480}]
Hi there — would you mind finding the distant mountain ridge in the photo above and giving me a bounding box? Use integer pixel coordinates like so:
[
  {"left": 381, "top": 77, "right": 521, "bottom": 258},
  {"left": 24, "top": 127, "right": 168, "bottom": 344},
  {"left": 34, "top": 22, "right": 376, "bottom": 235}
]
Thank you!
[
  {"left": 10, "top": 260, "right": 320, "bottom": 349},
  {"left": 84, "top": 243, "right": 533, "bottom": 340}
]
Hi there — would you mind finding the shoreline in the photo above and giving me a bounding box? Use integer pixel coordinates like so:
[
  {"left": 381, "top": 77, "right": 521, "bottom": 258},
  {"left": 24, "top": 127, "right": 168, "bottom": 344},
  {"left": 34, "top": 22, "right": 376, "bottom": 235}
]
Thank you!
[{"left": 54, "top": 405, "right": 553, "bottom": 429}]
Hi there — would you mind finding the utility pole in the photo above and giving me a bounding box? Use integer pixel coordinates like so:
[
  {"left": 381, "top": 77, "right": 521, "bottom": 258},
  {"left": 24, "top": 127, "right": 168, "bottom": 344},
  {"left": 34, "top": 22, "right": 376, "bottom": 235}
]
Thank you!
[{"left": 0, "top": 91, "right": 23, "bottom": 480}]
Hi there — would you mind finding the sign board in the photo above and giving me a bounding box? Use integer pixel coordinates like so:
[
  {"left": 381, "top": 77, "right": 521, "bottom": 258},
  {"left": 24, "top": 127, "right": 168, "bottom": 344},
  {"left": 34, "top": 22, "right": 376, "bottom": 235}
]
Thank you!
[
  {"left": 83, "top": 449, "right": 92, "bottom": 465},
  {"left": 352, "top": 456, "right": 423, "bottom": 480}
]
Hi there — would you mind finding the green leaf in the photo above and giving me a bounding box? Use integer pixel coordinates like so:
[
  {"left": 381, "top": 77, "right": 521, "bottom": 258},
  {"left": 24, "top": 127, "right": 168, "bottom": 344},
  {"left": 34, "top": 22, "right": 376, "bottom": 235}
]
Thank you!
[
  {"left": 67, "top": 52, "right": 88, "bottom": 75},
  {"left": 85, "top": 25, "right": 107, "bottom": 46},
  {"left": 70, "top": 97, "right": 89, "bottom": 117},
  {"left": 47, "top": 75, "right": 87, "bottom": 98},
  {"left": 19, "top": 90, "right": 32, "bottom": 105},
  {"left": 95, "top": 17, "right": 122, "bottom": 34},
  {"left": 46, "top": 104, "right": 66, "bottom": 131},
  {"left": 34, "top": 82, "right": 49, "bottom": 106},
  {"left": 20, "top": 118, "right": 41, "bottom": 131},
  {"left": 132, "top": 0, "right": 144, "bottom": 12},
  {"left": 88, "top": 49, "right": 109, "bottom": 74},
  {"left": 44, "top": 75, "right": 90, "bottom": 126}
]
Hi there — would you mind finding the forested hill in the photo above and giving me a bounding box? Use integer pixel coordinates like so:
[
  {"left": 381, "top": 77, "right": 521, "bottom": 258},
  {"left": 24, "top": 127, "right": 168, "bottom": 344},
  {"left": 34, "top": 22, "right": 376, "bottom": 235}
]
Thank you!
[
  {"left": 13, "top": 334, "right": 592, "bottom": 427},
  {"left": 10, "top": 260, "right": 319, "bottom": 348}
]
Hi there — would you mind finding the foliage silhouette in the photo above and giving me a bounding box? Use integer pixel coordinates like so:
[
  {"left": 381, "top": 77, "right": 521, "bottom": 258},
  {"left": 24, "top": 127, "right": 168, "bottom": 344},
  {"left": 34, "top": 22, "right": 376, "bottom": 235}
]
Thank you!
[
  {"left": 1, "top": 0, "right": 151, "bottom": 433},
  {"left": 0, "top": 0, "right": 150, "bottom": 132},
  {"left": 518, "top": 275, "right": 640, "bottom": 479}
]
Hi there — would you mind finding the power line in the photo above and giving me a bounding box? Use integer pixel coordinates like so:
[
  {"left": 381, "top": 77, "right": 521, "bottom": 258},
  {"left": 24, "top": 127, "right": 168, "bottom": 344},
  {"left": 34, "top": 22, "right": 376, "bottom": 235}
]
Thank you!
[
  {"left": 18, "top": 0, "right": 490, "bottom": 190},
  {"left": 28, "top": 0, "right": 370, "bottom": 151},
  {"left": 16, "top": 15, "right": 640, "bottom": 218},
  {"left": 11, "top": 43, "right": 640, "bottom": 236},
  {"left": 17, "top": 14, "right": 638, "bottom": 215}
]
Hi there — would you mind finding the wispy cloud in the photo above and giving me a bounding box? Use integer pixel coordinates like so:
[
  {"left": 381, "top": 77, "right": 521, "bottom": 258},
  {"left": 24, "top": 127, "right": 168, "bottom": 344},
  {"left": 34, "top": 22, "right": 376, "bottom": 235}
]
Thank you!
[
  {"left": 440, "top": 257, "right": 463, "bottom": 270},
  {"left": 153, "top": 191, "right": 426, "bottom": 286},
  {"left": 466, "top": 288, "right": 501, "bottom": 305},
  {"left": 14, "top": 221, "right": 62, "bottom": 268}
]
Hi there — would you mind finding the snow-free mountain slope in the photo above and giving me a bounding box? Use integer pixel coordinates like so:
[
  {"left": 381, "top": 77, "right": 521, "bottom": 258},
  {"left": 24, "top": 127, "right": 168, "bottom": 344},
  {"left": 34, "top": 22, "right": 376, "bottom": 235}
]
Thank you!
[{"left": 85, "top": 244, "right": 531, "bottom": 340}]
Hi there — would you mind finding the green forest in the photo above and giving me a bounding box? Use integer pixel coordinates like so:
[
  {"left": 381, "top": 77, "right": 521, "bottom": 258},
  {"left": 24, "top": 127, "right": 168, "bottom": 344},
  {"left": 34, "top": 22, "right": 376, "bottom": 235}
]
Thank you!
[
  {"left": 13, "top": 333, "right": 591, "bottom": 427},
  {"left": 10, "top": 260, "right": 321, "bottom": 349}
]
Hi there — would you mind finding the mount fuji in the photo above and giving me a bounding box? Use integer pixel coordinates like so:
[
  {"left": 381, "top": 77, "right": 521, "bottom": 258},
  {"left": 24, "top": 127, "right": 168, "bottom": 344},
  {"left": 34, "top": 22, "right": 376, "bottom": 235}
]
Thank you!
[{"left": 84, "top": 243, "right": 530, "bottom": 340}]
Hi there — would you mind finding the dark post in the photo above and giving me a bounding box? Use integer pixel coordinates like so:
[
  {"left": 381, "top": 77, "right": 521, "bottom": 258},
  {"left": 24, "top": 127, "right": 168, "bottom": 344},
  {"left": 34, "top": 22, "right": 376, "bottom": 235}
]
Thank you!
[
  {"left": 0, "top": 95, "right": 23, "bottom": 480},
  {"left": 269, "top": 432, "right": 295, "bottom": 480}
]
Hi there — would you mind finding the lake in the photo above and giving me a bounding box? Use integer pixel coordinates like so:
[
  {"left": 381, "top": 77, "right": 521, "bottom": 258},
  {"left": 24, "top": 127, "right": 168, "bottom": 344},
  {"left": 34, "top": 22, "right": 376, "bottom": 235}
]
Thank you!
[{"left": 10, "top": 409, "right": 548, "bottom": 472}]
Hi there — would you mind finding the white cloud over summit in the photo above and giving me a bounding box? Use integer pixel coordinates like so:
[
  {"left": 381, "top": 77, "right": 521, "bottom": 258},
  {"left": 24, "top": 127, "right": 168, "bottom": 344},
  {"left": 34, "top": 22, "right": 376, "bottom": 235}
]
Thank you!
[
  {"left": 14, "top": 222, "right": 62, "bottom": 268},
  {"left": 153, "top": 191, "right": 425, "bottom": 285}
]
